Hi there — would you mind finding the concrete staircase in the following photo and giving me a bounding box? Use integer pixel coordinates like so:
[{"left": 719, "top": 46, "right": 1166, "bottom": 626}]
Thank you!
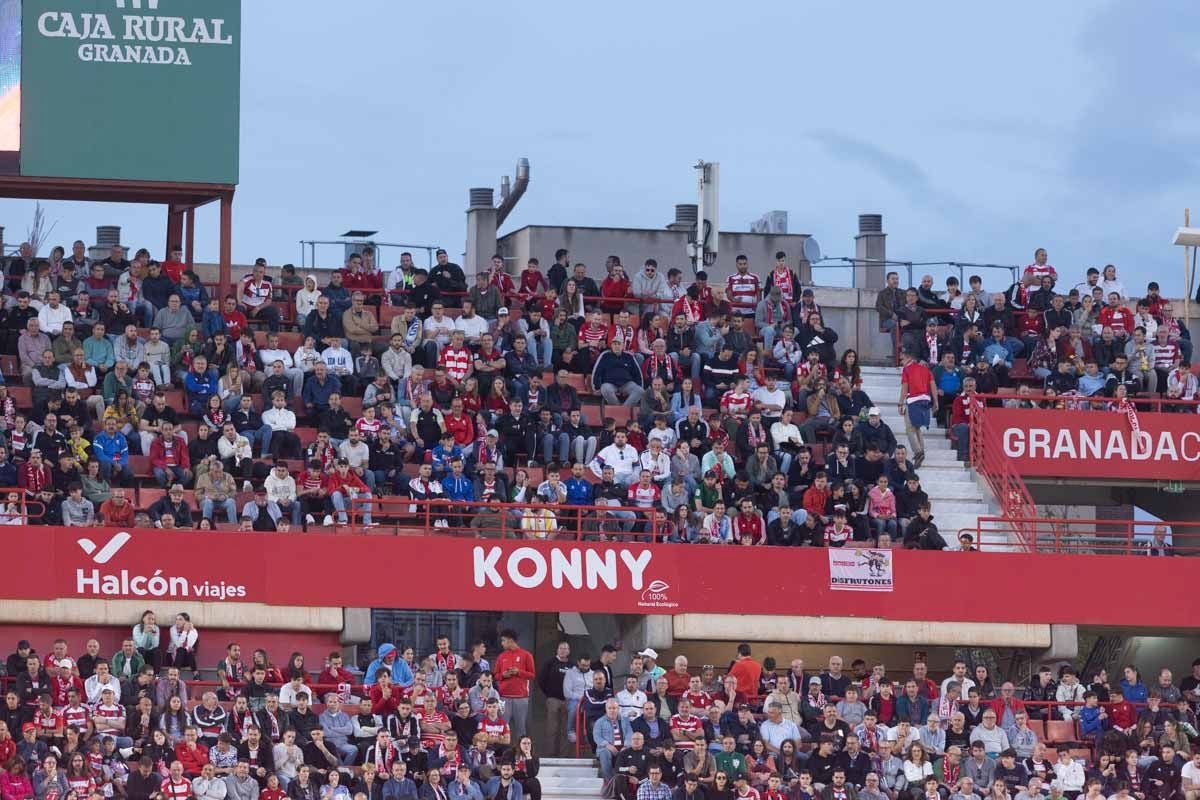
[
  {"left": 858, "top": 366, "right": 1016, "bottom": 551},
  {"left": 540, "top": 758, "right": 604, "bottom": 800}
]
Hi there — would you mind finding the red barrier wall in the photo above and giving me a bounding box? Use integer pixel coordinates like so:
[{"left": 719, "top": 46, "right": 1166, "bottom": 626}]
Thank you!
[
  {"left": 10, "top": 527, "right": 1200, "bottom": 629},
  {"left": 990, "top": 407, "right": 1200, "bottom": 480}
]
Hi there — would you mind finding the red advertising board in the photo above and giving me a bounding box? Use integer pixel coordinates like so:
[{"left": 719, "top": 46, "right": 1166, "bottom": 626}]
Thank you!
[
  {"left": 9, "top": 527, "right": 1200, "bottom": 629},
  {"left": 990, "top": 407, "right": 1200, "bottom": 481}
]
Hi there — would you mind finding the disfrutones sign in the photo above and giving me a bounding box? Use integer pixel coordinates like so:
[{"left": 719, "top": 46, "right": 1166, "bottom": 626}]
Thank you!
[
  {"left": 13, "top": 0, "right": 240, "bottom": 183},
  {"left": 992, "top": 408, "right": 1200, "bottom": 481}
]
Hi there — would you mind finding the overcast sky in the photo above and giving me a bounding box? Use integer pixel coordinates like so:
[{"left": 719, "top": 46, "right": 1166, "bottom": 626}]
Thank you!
[{"left": 2, "top": 0, "right": 1198, "bottom": 296}]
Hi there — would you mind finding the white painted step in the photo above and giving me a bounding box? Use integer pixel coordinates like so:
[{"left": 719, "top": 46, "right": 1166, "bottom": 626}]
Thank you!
[
  {"left": 540, "top": 787, "right": 605, "bottom": 797},
  {"left": 540, "top": 766, "right": 602, "bottom": 779},
  {"left": 541, "top": 759, "right": 597, "bottom": 766},
  {"left": 541, "top": 779, "right": 604, "bottom": 791}
]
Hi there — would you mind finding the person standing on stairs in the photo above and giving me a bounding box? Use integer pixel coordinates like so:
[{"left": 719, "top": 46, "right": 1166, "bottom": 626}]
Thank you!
[
  {"left": 898, "top": 349, "right": 936, "bottom": 469},
  {"left": 536, "top": 641, "right": 571, "bottom": 758}
]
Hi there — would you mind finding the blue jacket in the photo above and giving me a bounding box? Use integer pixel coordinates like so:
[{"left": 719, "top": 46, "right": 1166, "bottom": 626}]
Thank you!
[
  {"left": 448, "top": 782, "right": 483, "bottom": 800},
  {"left": 184, "top": 369, "right": 218, "bottom": 399},
  {"left": 1119, "top": 678, "right": 1148, "bottom": 704},
  {"left": 201, "top": 309, "right": 227, "bottom": 338},
  {"left": 564, "top": 477, "right": 593, "bottom": 505},
  {"left": 302, "top": 374, "right": 342, "bottom": 408},
  {"left": 364, "top": 644, "right": 414, "bottom": 688},
  {"left": 442, "top": 474, "right": 474, "bottom": 503},
  {"left": 92, "top": 430, "right": 129, "bottom": 466},
  {"left": 383, "top": 777, "right": 418, "bottom": 800},
  {"left": 1079, "top": 705, "right": 1106, "bottom": 736},
  {"left": 593, "top": 714, "right": 634, "bottom": 750},
  {"left": 482, "top": 778, "right": 523, "bottom": 800},
  {"left": 896, "top": 694, "right": 931, "bottom": 725},
  {"left": 179, "top": 283, "right": 209, "bottom": 315},
  {"left": 591, "top": 351, "right": 643, "bottom": 391}
]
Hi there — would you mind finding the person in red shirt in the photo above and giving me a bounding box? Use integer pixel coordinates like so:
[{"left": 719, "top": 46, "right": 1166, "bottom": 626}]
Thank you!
[
  {"left": 727, "top": 643, "right": 763, "bottom": 701},
  {"left": 803, "top": 472, "right": 831, "bottom": 526},
  {"left": 731, "top": 498, "right": 765, "bottom": 545},
  {"left": 606, "top": 310, "right": 636, "bottom": 350},
  {"left": 488, "top": 255, "right": 516, "bottom": 300},
  {"left": 50, "top": 660, "right": 83, "bottom": 710},
  {"left": 1098, "top": 293, "right": 1133, "bottom": 342},
  {"left": 599, "top": 265, "right": 630, "bottom": 313},
  {"left": 18, "top": 451, "right": 52, "bottom": 499},
  {"left": 221, "top": 295, "right": 249, "bottom": 342},
  {"left": 665, "top": 656, "right": 691, "bottom": 698},
  {"left": 370, "top": 669, "right": 401, "bottom": 717},
  {"left": 160, "top": 245, "right": 187, "bottom": 284},
  {"left": 493, "top": 629, "right": 535, "bottom": 739},
  {"left": 161, "top": 761, "right": 192, "bottom": 800},
  {"left": 519, "top": 259, "right": 549, "bottom": 300},
  {"left": 327, "top": 458, "right": 373, "bottom": 528},
  {"left": 670, "top": 285, "right": 705, "bottom": 325},
  {"left": 683, "top": 676, "right": 714, "bottom": 716},
  {"left": 173, "top": 726, "right": 209, "bottom": 777},
  {"left": 668, "top": 697, "right": 705, "bottom": 752},
  {"left": 438, "top": 331, "right": 473, "bottom": 387},
  {"left": 899, "top": 349, "right": 936, "bottom": 468},
  {"left": 476, "top": 697, "right": 511, "bottom": 752}
]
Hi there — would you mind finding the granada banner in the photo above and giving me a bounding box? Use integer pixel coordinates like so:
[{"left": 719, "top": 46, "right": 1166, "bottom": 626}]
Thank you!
[
  {"left": 991, "top": 408, "right": 1200, "bottom": 481},
  {"left": 828, "top": 548, "right": 894, "bottom": 592},
  {"left": 7, "top": 527, "right": 1200, "bottom": 628}
]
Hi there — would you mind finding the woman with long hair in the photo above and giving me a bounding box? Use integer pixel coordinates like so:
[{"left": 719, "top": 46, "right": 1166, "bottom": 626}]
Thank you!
[
  {"left": 903, "top": 742, "right": 934, "bottom": 791},
  {"left": 286, "top": 653, "right": 306, "bottom": 682},
  {"left": 287, "top": 765, "right": 318, "bottom": 800},
  {"left": 745, "top": 739, "right": 772, "bottom": 788},
  {"left": 63, "top": 753, "right": 94, "bottom": 798},
  {"left": 974, "top": 665, "right": 997, "bottom": 700},
  {"left": 666, "top": 504, "right": 697, "bottom": 544},
  {"left": 1, "top": 757, "right": 33, "bottom": 800},
  {"left": 318, "top": 769, "right": 350, "bottom": 800},
  {"left": 143, "top": 728, "right": 174, "bottom": 776},
  {"left": 512, "top": 736, "right": 540, "bottom": 800},
  {"left": 157, "top": 695, "right": 189, "bottom": 745},
  {"left": 132, "top": 612, "right": 161, "bottom": 671},
  {"left": 167, "top": 612, "right": 199, "bottom": 677},
  {"left": 834, "top": 349, "right": 862, "bottom": 389},
  {"left": 766, "top": 739, "right": 804, "bottom": 784},
  {"left": 559, "top": 280, "right": 585, "bottom": 325},
  {"left": 484, "top": 378, "right": 511, "bottom": 423},
  {"left": 252, "top": 650, "right": 285, "bottom": 684},
  {"left": 957, "top": 294, "right": 983, "bottom": 335},
  {"left": 708, "top": 772, "right": 735, "bottom": 800}
]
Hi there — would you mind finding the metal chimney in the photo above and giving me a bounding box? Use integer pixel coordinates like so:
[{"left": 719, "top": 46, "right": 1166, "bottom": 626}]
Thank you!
[
  {"left": 854, "top": 213, "right": 887, "bottom": 289},
  {"left": 496, "top": 158, "right": 529, "bottom": 227},
  {"left": 666, "top": 204, "right": 698, "bottom": 231},
  {"left": 469, "top": 188, "right": 495, "bottom": 209}
]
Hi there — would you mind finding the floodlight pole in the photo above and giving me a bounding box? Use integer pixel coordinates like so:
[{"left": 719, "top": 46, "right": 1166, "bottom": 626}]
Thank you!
[{"left": 1185, "top": 209, "right": 1192, "bottom": 330}]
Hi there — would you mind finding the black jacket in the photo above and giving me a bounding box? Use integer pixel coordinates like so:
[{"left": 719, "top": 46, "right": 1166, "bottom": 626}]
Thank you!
[{"left": 903, "top": 516, "right": 947, "bottom": 550}]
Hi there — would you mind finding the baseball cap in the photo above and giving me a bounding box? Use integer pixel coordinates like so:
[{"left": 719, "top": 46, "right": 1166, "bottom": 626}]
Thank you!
[
  {"left": 498, "top": 307, "right": 509, "bottom": 315},
  {"left": 809, "top": 676, "right": 822, "bottom": 685},
  {"left": 58, "top": 658, "right": 73, "bottom": 669},
  {"left": 435, "top": 248, "right": 447, "bottom": 255},
  {"left": 868, "top": 407, "right": 881, "bottom": 416},
  {"left": 254, "top": 488, "right": 267, "bottom": 496},
  {"left": 637, "top": 648, "right": 659, "bottom": 660},
  {"left": 169, "top": 484, "right": 184, "bottom": 493},
  {"left": 486, "top": 429, "right": 499, "bottom": 438},
  {"left": 21, "top": 723, "right": 34, "bottom": 733},
  {"left": 16, "top": 639, "right": 30, "bottom": 649}
]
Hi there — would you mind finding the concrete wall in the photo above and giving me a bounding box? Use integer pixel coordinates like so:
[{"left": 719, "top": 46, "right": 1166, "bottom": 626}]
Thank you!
[
  {"left": 0, "top": 599, "right": 343, "bottom": 633},
  {"left": 497, "top": 225, "right": 814, "bottom": 286},
  {"left": 673, "top": 614, "right": 1053, "bottom": 649}
]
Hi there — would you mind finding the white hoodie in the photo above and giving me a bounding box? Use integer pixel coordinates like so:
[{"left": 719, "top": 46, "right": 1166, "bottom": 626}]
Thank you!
[{"left": 296, "top": 275, "right": 321, "bottom": 320}]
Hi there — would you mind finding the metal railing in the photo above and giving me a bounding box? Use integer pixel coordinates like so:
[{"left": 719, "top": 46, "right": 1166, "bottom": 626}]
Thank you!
[
  {"left": 968, "top": 398, "right": 1037, "bottom": 550},
  {"left": 958, "top": 516, "right": 1190, "bottom": 555},
  {"left": 973, "top": 390, "right": 1200, "bottom": 413},
  {"left": 342, "top": 497, "right": 664, "bottom": 541}
]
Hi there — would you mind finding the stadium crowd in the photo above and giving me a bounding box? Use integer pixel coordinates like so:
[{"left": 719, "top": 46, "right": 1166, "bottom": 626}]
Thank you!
[
  {"left": 4, "top": 632, "right": 1200, "bottom": 800},
  {"left": 0, "top": 241, "right": 956, "bottom": 549}
]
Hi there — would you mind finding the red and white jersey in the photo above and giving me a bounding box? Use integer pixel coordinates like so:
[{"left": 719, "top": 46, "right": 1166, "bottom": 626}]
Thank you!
[
  {"left": 33, "top": 708, "right": 61, "bottom": 734},
  {"left": 726, "top": 272, "right": 761, "bottom": 309},
  {"left": 439, "top": 347, "right": 472, "bottom": 382},
  {"left": 419, "top": 710, "right": 450, "bottom": 748},
  {"left": 240, "top": 275, "right": 272, "bottom": 308},
  {"left": 901, "top": 362, "right": 934, "bottom": 404},
  {"left": 579, "top": 322, "right": 607, "bottom": 349},
  {"left": 1023, "top": 263, "right": 1057, "bottom": 282},
  {"left": 61, "top": 704, "right": 89, "bottom": 731},
  {"left": 1154, "top": 342, "right": 1180, "bottom": 370},
  {"left": 796, "top": 361, "right": 827, "bottom": 382},
  {"left": 720, "top": 391, "right": 753, "bottom": 418},
  {"left": 639, "top": 451, "right": 671, "bottom": 482},
  {"left": 94, "top": 702, "right": 125, "bottom": 731},
  {"left": 355, "top": 417, "right": 383, "bottom": 441},
  {"left": 824, "top": 523, "right": 853, "bottom": 546},
  {"left": 67, "top": 775, "right": 96, "bottom": 796},
  {"left": 627, "top": 482, "right": 661, "bottom": 509},
  {"left": 477, "top": 714, "right": 510, "bottom": 741},
  {"left": 162, "top": 778, "right": 191, "bottom": 800},
  {"left": 735, "top": 789, "right": 762, "bottom": 800},
  {"left": 683, "top": 690, "right": 714, "bottom": 715},
  {"left": 669, "top": 713, "right": 704, "bottom": 750},
  {"left": 732, "top": 513, "right": 765, "bottom": 545}
]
